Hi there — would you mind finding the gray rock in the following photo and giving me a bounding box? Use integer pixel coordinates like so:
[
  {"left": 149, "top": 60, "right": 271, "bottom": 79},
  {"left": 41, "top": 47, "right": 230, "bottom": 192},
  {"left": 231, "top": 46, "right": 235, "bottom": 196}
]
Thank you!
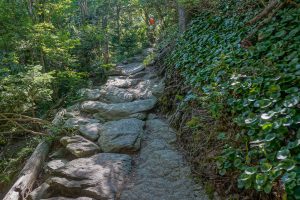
[
  {"left": 151, "top": 80, "right": 165, "bottom": 97},
  {"left": 98, "top": 118, "right": 145, "bottom": 153},
  {"left": 120, "top": 119, "right": 208, "bottom": 200},
  {"left": 79, "top": 123, "right": 101, "bottom": 141},
  {"left": 129, "top": 79, "right": 164, "bottom": 99},
  {"left": 63, "top": 117, "right": 100, "bottom": 128},
  {"left": 129, "top": 113, "right": 147, "bottom": 120},
  {"left": 79, "top": 88, "right": 101, "bottom": 100},
  {"left": 49, "top": 153, "right": 132, "bottom": 199},
  {"left": 119, "top": 63, "right": 145, "bottom": 76},
  {"left": 42, "top": 197, "right": 94, "bottom": 200},
  {"left": 60, "top": 135, "right": 100, "bottom": 157},
  {"left": 100, "top": 86, "right": 135, "bottom": 103},
  {"left": 81, "top": 98, "right": 157, "bottom": 120},
  {"left": 29, "top": 183, "right": 52, "bottom": 200},
  {"left": 106, "top": 77, "right": 140, "bottom": 88},
  {"left": 64, "top": 111, "right": 81, "bottom": 118},
  {"left": 147, "top": 113, "right": 159, "bottom": 120},
  {"left": 66, "top": 103, "right": 81, "bottom": 112},
  {"left": 45, "top": 159, "right": 68, "bottom": 173},
  {"left": 52, "top": 109, "right": 67, "bottom": 126},
  {"left": 49, "top": 148, "right": 68, "bottom": 159},
  {"left": 129, "top": 71, "right": 147, "bottom": 79}
]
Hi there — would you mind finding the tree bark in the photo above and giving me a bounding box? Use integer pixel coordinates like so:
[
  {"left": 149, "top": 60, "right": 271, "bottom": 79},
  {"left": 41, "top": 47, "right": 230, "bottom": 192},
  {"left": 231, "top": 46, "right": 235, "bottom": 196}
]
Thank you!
[
  {"left": 79, "top": 0, "right": 89, "bottom": 23},
  {"left": 177, "top": 3, "right": 186, "bottom": 33},
  {"left": 247, "top": 0, "right": 280, "bottom": 25},
  {"left": 102, "top": 16, "right": 109, "bottom": 64},
  {"left": 3, "top": 141, "right": 50, "bottom": 200}
]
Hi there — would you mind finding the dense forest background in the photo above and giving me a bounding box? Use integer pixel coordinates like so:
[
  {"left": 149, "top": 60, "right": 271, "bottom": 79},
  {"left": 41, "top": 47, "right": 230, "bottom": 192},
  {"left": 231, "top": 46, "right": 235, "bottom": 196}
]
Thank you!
[{"left": 0, "top": 0, "right": 300, "bottom": 199}]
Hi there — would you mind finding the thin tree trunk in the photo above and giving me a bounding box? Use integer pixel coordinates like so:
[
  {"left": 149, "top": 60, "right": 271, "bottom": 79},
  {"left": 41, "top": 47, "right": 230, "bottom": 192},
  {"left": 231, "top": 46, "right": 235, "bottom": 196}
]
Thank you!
[
  {"left": 79, "top": 0, "right": 88, "bottom": 23},
  {"left": 177, "top": 3, "right": 186, "bottom": 33},
  {"left": 116, "top": 3, "right": 121, "bottom": 45},
  {"left": 102, "top": 16, "right": 109, "bottom": 64}
]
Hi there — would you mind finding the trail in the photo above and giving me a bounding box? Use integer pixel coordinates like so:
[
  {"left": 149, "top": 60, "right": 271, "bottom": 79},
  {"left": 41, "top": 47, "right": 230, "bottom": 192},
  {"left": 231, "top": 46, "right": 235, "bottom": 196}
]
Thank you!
[{"left": 29, "top": 49, "right": 208, "bottom": 200}]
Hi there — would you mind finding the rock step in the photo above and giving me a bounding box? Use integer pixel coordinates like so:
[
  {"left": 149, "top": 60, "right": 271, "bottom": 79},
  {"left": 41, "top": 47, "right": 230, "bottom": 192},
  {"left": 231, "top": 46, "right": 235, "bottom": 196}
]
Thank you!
[
  {"left": 31, "top": 153, "right": 132, "bottom": 200},
  {"left": 81, "top": 98, "right": 157, "bottom": 121},
  {"left": 98, "top": 118, "right": 145, "bottom": 153},
  {"left": 120, "top": 119, "right": 208, "bottom": 200},
  {"left": 60, "top": 135, "right": 100, "bottom": 158}
]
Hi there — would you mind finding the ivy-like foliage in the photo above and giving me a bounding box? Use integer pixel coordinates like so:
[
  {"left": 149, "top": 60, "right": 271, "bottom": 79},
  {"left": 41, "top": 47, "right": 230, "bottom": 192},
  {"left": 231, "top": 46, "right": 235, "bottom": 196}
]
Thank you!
[{"left": 168, "top": 1, "right": 300, "bottom": 198}]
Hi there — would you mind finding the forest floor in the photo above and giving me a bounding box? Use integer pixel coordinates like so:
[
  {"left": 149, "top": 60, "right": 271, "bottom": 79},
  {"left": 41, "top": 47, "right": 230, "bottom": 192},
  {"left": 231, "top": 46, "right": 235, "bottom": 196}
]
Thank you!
[{"left": 22, "top": 50, "right": 209, "bottom": 200}]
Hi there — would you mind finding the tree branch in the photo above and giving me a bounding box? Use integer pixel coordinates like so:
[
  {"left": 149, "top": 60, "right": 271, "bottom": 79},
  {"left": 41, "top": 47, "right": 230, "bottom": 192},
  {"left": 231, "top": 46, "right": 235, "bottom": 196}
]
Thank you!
[{"left": 247, "top": 0, "right": 280, "bottom": 25}]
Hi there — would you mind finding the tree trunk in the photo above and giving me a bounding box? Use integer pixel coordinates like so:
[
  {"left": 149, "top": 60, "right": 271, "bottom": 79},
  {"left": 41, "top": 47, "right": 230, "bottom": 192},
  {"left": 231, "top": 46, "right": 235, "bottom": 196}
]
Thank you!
[
  {"left": 79, "top": 0, "right": 88, "bottom": 23},
  {"left": 3, "top": 141, "right": 50, "bottom": 200},
  {"left": 177, "top": 3, "right": 186, "bottom": 33},
  {"left": 102, "top": 16, "right": 109, "bottom": 64},
  {"left": 116, "top": 3, "right": 121, "bottom": 45}
]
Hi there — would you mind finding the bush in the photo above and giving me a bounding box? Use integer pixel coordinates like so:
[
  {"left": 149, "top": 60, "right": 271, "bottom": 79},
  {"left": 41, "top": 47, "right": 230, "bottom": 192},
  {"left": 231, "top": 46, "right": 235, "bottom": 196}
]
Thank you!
[{"left": 0, "top": 65, "right": 54, "bottom": 114}]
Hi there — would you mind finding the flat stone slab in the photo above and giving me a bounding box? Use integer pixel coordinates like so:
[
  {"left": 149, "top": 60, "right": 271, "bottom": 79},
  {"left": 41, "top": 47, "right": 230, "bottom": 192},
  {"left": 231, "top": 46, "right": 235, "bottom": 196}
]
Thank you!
[
  {"left": 79, "top": 88, "right": 101, "bottom": 100},
  {"left": 60, "top": 135, "right": 100, "bottom": 158},
  {"left": 79, "top": 123, "right": 101, "bottom": 141},
  {"left": 45, "top": 159, "right": 68, "bottom": 173},
  {"left": 81, "top": 98, "right": 157, "bottom": 120},
  {"left": 98, "top": 118, "right": 145, "bottom": 153},
  {"left": 64, "top": 117, "right": 100, "bottom": 128},
  {"left": 48, "top": 153, "right": 132, "bottom": 199},
  {"left": 120, "top": 119, "right": 208, "bottom": 200},
  {"left": 106, "top": 77, "right": 140, "bottom": 88},
  {"left": 100, "top": 86, "right": 135, "bottom": 103},
  {"left": 119, "top": 63, "right": 145, "bottom": 76},
  {"left": 129, "top": 79, "right": 165, "bottom": 99}
]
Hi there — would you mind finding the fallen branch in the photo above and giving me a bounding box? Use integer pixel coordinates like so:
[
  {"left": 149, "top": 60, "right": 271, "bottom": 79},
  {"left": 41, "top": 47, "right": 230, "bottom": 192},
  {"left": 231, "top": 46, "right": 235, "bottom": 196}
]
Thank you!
[
  {"left": 247, "top": 0, "right": 280, "bottom": 25},
  {"left": 1, "top": 113, "right": 50, "bottom": 124},
  {"left": 243, "top": 1, "right": 285, "bottom": 41},
  {"left": 0, "top": 114, "right": 47, "bottom": 136},
  {"left": 3, "top": 141, "right": 50, "bottom": 200}
]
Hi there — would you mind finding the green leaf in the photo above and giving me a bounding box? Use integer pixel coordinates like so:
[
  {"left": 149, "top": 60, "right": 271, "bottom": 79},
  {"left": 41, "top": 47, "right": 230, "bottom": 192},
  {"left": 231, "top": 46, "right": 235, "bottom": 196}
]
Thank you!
[
  {"left": 294, "top": 186, "right": 300, "bottom": 200},
  {"left": 265, "top": 133, "right": 276, "bottom": 142},
  {"left": 277, "top": 149, "right": 290, "bottom": 160},
  {"left": 254, "top": 99, "right": 272, "bottom": 108},
  {"left": 283, "top": 95, "right": 300, "bottom": 108},
  {"left": 261, "top": 111, "right": 276, "bottom": 120},
  {"left": 256, "top": 173, "right": 268, "bottom": 186},
  {"left": 286, "top": 87, "right": 299, "bottom": 94},
  {"left": 281, "top": 172, "right": 296, "bottom": 184},
  {"left": 261, "top": 161, "right": 272, "bottom": 172},
  {"left": 245, "top": 167, "right": 258, "bottom": 175},
  {"left": 288, "top": 140, "right": 300, "bottom": 149},
  {"left": 264, "top": 183, "right": 273, "bottom": 193}
]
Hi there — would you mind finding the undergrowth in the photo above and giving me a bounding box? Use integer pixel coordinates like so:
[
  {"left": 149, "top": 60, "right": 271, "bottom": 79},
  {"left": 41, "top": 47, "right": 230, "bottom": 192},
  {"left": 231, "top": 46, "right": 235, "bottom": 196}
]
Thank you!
[{"left": 162, "top": 0, "right": 300, "bottom": 199}]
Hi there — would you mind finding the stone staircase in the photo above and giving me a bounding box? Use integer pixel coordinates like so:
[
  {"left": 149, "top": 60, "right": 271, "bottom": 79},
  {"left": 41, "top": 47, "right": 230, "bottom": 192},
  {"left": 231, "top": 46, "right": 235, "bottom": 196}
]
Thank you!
[{"left": 28, "top": 53, "right": 208, "bottom": 200}]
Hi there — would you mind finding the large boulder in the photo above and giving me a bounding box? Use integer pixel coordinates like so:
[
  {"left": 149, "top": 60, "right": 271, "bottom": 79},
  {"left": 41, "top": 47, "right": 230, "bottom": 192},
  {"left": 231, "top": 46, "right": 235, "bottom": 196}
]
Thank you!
[
  {"left": 98, "top": 118, "right": 145, "bottom": 153},
  {"left": 48, "top": 153, "right": 132, "bottom": 199},
  {"left": 81, "top": 98, "right": 157, "bottom": 120},
  {"left": 79, "top": 123, "right": 101, "bottom": 141},
  {"left": 60, "top": 135, "right": 100, "bottom": 158}
]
